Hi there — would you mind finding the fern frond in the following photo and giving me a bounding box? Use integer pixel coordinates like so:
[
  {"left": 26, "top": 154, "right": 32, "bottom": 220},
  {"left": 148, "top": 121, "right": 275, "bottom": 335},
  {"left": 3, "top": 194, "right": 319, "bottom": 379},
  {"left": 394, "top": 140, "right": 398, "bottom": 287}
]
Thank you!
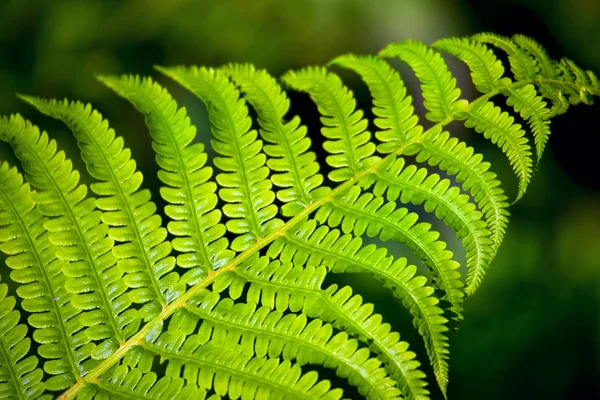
[
  {"left": 330, "top": 55, "right": 495, "bottom": 290},
  {"left": 183, "top": 290, "right": 402, "bottom": 399},
  {"left": 221, "top": 255, "right": 324, "bottom": 313},
  {"left": 511, "top": 34, "right": 555, "bottom": 79},
  {"left": 21, "top": 96, "right": 173, "bottom": 311},
  {"left": 157, "top": 66, "right": 283, "bottom": 252},
  {"left": 223, "top": 64, "right": 331, "bottom": 217},
  {"left": 414, "top": 127, "right": 510, "bottom": 289},
  {"left": 272, "top": 219, "right": 451, "bottom": 394},
  {"left": 315, "top": 189, "right": 464, "bottom": 322},
  {"left": 0, "top": 280, "right": 47, "bottom": 400},
  {"left": 472, "top": 33, "right": 538, "bottom": 81},
  {"left": 469, "top": 33, "right": 575, "bottom": 118},
  {"left": 0, "top": 32, "right": 595, "bottom": 400},
  {"left": 313, "top": 285, "right": 429, "bottom": 400},
  {"left": 366, "top": 156, "right": 493, "bottom": 292},
  {"left": 0, "top": 115, "right": 123, "bottom": 363},
  {"left": 329, "top": 54, "right": 423, "bottom": 153},
  {"left": 86, "top": 366, "right": 206, "bottom": 400},
  {"left": 99, "top": 75, "right": 233, "bottom": 287},
  {"left": 281, "top": 67, "right": 379, "bottom": 181},
  {"left": 460, "top": 101, "right": 533, "bottom": 200},
  {"left": 379, "top": 40, "right": 469, "bottom": 122},
  {"left": 504, "top": 85, "right": 551, "bottom": 161},
  {"left": 139, "top": 338, "right": 344, "bottom": 400},
  {"left": 0, "top": 162, "right": 80, "bottom": 390},
  {"left": 219, "top": 257, "right": 430, "bottom": 400},
  {"left": 432, "top": 37, "right": 512, "bottom": 93}
]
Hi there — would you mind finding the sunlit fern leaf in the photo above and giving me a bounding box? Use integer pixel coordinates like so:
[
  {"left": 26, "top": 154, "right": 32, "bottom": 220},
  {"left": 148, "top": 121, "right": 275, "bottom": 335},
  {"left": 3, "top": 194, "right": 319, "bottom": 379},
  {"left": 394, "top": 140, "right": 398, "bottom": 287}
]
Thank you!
[
  {"left": 222, "top": 64, "right": 331, "bottom": 217},
  {"left": 83, "top": 366, "right": 206, "bottom": 400},
  {"left": 156, "top": 66, "right": 283, "bottom": 253},
  {"left": 512, "top": 34, "right": 555, "bottom": 79},
  {"left": 328, "top": 54, "right": 423, "bottom": 153},
  {"left": 330, "top": 54, "right": 499, "bottom": 292},
  {"left": 470, "top": 33, "right": 568, "bottom": 117},
  {"left": 138, "top": 340, "right": 344, "bottom": 399},
  {"left": 0, "top": 162, "right": 79, "bottom": 390},
  {"left": 214, "top": 254, "right": 324, "bottom": 313},
  {"left": 216, "top": 255, "right": 430, "bottom": 400},
  {"left": 0, "top": 280, "right": 47, "bottom": 400},
  {"left": 364, "top": 155, "right": 493, "bottom": 294},
  {"left": 20, "top": 96, "right": 174, "bottom": 310},
  {"left": 0, "top": 32, "right": 598, "bottom": 400},
  {"left": 459, "top": 100, "right": 533, "bottom": 201},
  {"left": 432, "top": 37, "right": 512, "bottom": 93},
  {"left": 379, "top": 40, "right": 469, "bottom": 122},
  {"left": 471, "top": 33, "right": 538, "bottom": 82},
  {"left": 271, "top": 219, "right": 451, "bottom": 394},
  {"left": 314, "top": 189, "right": 464, "bottom": 322},
  {"left": 281, "top": 67, "right": 379, "bottom": 181},
  {"left": 98, "top": 75, "right": 233, "bottom": 287},
  {"left": 310, "top": 285, "right": 430, "bottom": 400},
  {"left": 412, "top": 127, "right": 510, "bottom": 290},
  {"left": 0, "top": 115, "right": 124, "bottom": 362},
  {"left": 504, "top": 84, "right": 551, "bottom": 162},
  {"left": 183, "top": 290, "right": 402, "bottom": 399}
]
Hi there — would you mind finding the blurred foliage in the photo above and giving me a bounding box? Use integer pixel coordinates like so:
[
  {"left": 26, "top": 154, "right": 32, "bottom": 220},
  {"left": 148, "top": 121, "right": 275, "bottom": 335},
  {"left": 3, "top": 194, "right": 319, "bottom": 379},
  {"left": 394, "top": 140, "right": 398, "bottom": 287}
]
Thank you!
[{"left": 1, "top": 0, "right": 599, "bottom": 398}]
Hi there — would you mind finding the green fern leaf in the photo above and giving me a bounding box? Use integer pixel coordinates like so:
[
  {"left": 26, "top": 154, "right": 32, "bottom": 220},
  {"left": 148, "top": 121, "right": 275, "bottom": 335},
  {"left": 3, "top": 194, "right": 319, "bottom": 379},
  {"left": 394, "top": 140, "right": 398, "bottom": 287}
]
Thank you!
[
  {"left": 139, "top": 339, "right": 344, "bottom": 399},
  {"left": 379, "top": 40, "right": 469, "bottom": 122},
  {"left": 472, "top": 32, "right": 538, "bottom": 81},
  {"left": 0, "top": 162, "right": 80, "bottom": 390},
  {"left": 0, "top": 280, "right": 47, "bottom": 400},
  {"left": 98, "top": 75, "right": 233, "bottom": 287},
  {"left": 87, "top": 366, "right": 206, "bottom": 400},
  {"left": 220, "top": 255, "right": 430, "bottom": 400},
  {"left": 0, "top": 115, "right": 126, "bottom": 362},
  {"left": 224, "top": 255, "right": 325, "bottom": 313},
  {"left": 282, "top": 67, "right": 379, "bottom": 181},
  {"left": 20, "top": 96, "right": 174, "bottom": 310},
  {"left": 0, "top": 32, "right": 596, "bottom": 400},
  {"left": 329, "top": 54, "right": 422, "bottom": 154},
  {"left": 315, "top": 189, "right": 464, "bottom": 321},
  {"left": 505, "top": 84, "right": 551, "bottom": 161},
  {"left": 330, "top": 54, "right": 498, "bottom": 291},
  {"left": 478, "top": 33, "right": 585, "bottom": 117},
  {"left": 223, "top": 64, "right": 331, "bottom": 217},
  {"left": 432, "top": 37, "right": 512, "bottom": 93},
  {"left": 460, "top": 101, "right": 533, "bottom": 200},
  {"left": 413, "top": 127, "right": 510, "bottom": 290},
  {"left": 271, "top": 219, "right": 451, "bottom": 394},
  {"left": 366, "top": 156, "right": 493, "bottom": 295},
  {"left": 512, "top": 34, "right": 556, "bottom": 80},
  {"left": 183, "top": 290, "right": 402, "bottom": 399},
  {"left": 157, "top": 66, "right": 283, "bottom": 252},
  {"left": 312, "top": 285, "right": 429, "bottom": 400}
]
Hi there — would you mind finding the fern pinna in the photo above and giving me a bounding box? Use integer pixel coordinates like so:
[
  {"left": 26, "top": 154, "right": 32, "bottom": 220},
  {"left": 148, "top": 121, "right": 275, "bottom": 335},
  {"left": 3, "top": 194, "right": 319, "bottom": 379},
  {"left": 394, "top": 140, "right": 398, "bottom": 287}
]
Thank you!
[{"left": 0, "top": 33, "right": 597, "bottom": 400}]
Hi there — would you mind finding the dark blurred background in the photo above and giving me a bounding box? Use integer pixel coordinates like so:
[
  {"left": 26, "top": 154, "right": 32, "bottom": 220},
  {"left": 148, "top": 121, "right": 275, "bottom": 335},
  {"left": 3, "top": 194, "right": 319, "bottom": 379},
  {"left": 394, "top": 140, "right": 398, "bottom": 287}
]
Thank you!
[{"left": 0, "top": 0, "right": 599, "bottom": 399}]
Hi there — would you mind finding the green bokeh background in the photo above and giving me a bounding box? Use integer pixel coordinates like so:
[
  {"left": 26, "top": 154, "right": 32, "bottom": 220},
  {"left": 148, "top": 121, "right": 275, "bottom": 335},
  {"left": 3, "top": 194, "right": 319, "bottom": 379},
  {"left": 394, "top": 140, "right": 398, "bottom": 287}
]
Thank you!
[{"left": 1, "top": 0, "right": 599, "bottom": 398}]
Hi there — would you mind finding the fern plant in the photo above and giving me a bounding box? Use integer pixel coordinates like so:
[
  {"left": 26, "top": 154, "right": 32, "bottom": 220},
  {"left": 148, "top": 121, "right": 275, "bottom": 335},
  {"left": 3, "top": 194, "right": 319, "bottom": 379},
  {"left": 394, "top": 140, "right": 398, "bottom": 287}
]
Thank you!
[{"left": 0, "top": 33, "right": 597, "bottom": 400}]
